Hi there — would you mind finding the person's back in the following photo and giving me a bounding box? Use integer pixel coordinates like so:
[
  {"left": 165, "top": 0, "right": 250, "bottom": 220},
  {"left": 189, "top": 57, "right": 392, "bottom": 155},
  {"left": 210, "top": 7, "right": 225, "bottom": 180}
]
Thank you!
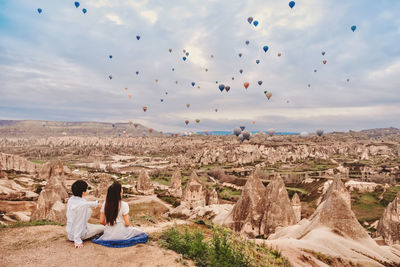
[{"left": 66, "top": 180, "right": 104, "bottom": 248}]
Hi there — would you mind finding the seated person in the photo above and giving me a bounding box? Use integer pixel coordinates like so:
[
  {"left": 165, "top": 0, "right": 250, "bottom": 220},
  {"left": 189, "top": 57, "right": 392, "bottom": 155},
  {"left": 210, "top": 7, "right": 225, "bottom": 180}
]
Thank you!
[
  {"left": 66, "top": 180, "right": 105, "bottom": 248},
  {"left": 97, "top": 182, "right": 145, "bottom": 241}
]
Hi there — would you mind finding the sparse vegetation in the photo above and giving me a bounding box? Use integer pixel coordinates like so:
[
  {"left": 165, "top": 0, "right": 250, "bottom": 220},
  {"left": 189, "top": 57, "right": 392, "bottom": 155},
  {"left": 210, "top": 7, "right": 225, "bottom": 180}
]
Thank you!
[
  {"left": 0, "top": 220, "right": 63, "bottom": 229},
  {"left": 160, "top": 225, "right": 291, "bottom": 267}
]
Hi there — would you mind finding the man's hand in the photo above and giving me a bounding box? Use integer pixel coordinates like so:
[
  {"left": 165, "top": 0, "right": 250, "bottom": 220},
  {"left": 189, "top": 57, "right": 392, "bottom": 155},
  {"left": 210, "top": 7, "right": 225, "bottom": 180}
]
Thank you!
[{"left": 75, "top": 243, "right": 84, "bottom": 248}]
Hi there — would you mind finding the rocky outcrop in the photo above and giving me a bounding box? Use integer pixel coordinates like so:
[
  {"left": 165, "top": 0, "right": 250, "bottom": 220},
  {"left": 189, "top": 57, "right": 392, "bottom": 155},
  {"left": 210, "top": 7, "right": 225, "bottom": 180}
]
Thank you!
[
  {"left": 181, "top": 171, "right": 206, "bottom": 209},
  {"left": 93, "top": 173, "right": 113, "bottom": 197},
  {"left": 377, "top": 191, "right": 400, "bottom": 245},
  {"left": 291, "top": 193, "right": 301, "bottom": 223},
  {"left": 39, "top": 159, "right": 69, "bottom": 180},
  {"left": 30, "top": 175, "right": 69, "bottom": 223},
  {"left": 206, "top": 188, "right": 219, "bottom": 205},
  {"left": 0, "top": 161, "right": 6, "bottom": 178},
  {"left": 0, "top": 179, "right": 38, "bottom": 201},
  {"left": 136, "top": 170, "right": 154, "bottom": 195},
  {"left": 261, "top": 174, "right": 297, "bottom": 237},
  {"left": 230, "top": 174, "right": 266, "bottom": 237},
  {"left": 168, "top": 170, "right": 182, "bottom": 198},
  {"left": 0, "top": 153, "right": 41, "bottom": 174}
]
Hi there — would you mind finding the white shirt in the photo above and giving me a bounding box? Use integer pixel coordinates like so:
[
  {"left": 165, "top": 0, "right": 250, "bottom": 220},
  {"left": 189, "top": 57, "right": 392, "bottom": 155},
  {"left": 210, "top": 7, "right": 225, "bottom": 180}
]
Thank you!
[
  {"left": 100, "top": 201, "right": 129, "bottom": 224},
  {"left": 66, "top": 196, "right": 98, "bottom": 244}
]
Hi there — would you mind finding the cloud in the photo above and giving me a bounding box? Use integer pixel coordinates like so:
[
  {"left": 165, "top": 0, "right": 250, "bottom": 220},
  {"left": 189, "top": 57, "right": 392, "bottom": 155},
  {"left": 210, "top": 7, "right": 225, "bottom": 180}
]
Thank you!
[{"left": 105, "top": 14, "right": 123, "bottom": 25}]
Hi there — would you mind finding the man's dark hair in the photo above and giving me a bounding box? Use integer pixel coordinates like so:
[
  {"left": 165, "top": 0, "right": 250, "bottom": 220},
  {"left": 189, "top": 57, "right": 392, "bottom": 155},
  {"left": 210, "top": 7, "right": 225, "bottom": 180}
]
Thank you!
[{"left": 71, "top": 180, "right": 88, "bottom": 197}]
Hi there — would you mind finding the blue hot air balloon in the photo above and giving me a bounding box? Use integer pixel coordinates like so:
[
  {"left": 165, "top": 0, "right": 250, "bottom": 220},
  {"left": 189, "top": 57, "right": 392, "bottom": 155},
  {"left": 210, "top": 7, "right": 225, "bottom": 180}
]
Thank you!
[
  {"left": 240, "top": 126, "right": 246, "bottom": 131},
  {"left": 216, "top": 81, "right": 218, "bottom": 84},
  {"left": 351, "top": 25, "right": 357, "bottom": 32},
  {"left": 109, "top": 55, "right": 112, "bottom": 59},
  {"left": 136, "top": 35, "right": 140, "bottom": 40},
  {"left": 136, "top": 71, "right": 139, "bottom": 75},
  {"left": 232, "top": 77, "right": 234, "bottom": 80},
  {"left": 289, "top": 1, "right": 295, "bottom": 8},
  {"left": 183, "top": 57, "right": 187, "bottom": 61},
  {"left": 172, "top": 68, "right": 175, "bottom": 71},
  {"left": 37, "top": 8, "right": 42, "bottom": 14},
  {"left": 239, "top": 53, "right": 242, "bottom": 57},
  {"left": 239, "top": 69, "right": 243, "bottom": 74},
  {"left": 256, "top": 59, "right": 260, "bottom": 64},
  {"left": 191, "top": 82, "right": 195, "bottom": 87},
  {"left": 82, "top": 8, "right": 87, "bottom": 14},
  {"left": 165, "top": 91, "right": 168, "bottom": 95},
  {"left": 263, "top": 46, "right": 269, "bottom": 52},
  {"left": 253, "top": 20, "right": 259, "bottom": 26},
  {"left": 218, "top": 84, "right": 225, "bottom": 92},
  {"left": 314, "top": 69, "right": 317, "bottom": 73},
  {"left": 185, "top": 52, "right": 189, "bottom": 56},
  {"left": 247, "top": 17, "right": 253, "bottom": 24},
  {"left": 245, "top": 40, "right": 250, "bottom": 45},
  {"left": 109, "top": 75, "right": 112, "bottom": 80},
  {"left": 160, "top": 99, "right": 164, "bottom": 102},
  {"left": 258, "top": 81, "right": 263, "bottom": 86},
  {"left": 74, "top": 1, "right": 80, "bottom": 8}
]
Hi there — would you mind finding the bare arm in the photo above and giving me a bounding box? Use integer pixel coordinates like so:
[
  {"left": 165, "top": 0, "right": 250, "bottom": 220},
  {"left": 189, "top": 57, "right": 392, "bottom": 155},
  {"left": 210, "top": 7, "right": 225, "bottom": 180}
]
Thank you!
[
  {"left": 123, "top": 214, "right": 131, "bottom": 227},
  {"left": 100, "top": 212, "right": 106, "bottom": 226}
]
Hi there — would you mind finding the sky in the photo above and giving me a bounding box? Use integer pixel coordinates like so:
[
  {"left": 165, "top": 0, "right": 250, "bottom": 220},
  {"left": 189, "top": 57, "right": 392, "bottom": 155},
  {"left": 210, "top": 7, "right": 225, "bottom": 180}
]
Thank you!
[{"left": 0, "top": 0, "right": 399, "bottom": 133}]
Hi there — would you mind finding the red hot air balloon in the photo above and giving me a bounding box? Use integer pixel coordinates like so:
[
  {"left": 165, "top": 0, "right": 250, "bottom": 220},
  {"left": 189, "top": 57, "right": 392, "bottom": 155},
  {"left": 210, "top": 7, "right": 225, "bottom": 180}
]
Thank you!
[{"left": 244, "top": 82, "right": 249, "bottom": 89}]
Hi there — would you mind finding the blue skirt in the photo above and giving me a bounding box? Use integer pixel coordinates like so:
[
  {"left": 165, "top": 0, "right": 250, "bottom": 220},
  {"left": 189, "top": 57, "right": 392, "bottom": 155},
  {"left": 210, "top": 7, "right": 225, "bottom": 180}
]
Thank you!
[{"left": 92, "top": 233, "right": 148, "bottom": 248}]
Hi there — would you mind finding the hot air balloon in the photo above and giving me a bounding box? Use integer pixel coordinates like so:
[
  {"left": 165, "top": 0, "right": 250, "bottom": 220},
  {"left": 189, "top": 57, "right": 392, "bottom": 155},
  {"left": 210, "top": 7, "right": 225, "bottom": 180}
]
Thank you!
[
  {"left": 172, "top": 68, "right": 175, "bottom": 71},
  {"left": 314, "top": 69, "right": 317, "bottom": 73},
  {"left": 267, "top": 128, "right": 275, "bottom": 136},
  {"left": 210, "top": 54, "right": 214, "bottom": 58},
  {"left": 278, "top": 53, "right": 281, "bottom": 57},
  {"left": 136, "top": 35, "right": 140, "bottom": 40},
  {"left": 322, "top": 51, "right": 326, "bottom": 56},
  {"left": 245, "top": 40, "right": 250, "bottom": 45},
  {"left": 197, "top": 85, "right": 200, "bottom": 89},
  {"left": 143, "top": 106, "right": 147, "bottom": 112},
  {"left": 253, "top": 20, "right": 259, "bottom": 26},
  {"left": 239, "top": 69, "right": 243, "bottom": 74},
  {"left": 264, "top": 90, "right": 268, "bottom": 95},
  {"left": 155, "top": 79, "right": 159, "bottom": 83},
  {"left": 225, "top": 85, "right": 230, "bottom": 92},
  {"left": 351, "top": 25, "right": 356, "bottom": 32},
  {"left": 316, "top": 129, "right": 324, "bottom": 136},
  {"left": 215, "top": 109, "right": 218, "bottom": 112},
  {"left": 239, "top": 53, "right": 242, "bottom": 57},
  {"left": 308, "top": 84, "right": 311, "bottom": 88},
  {"left": 191, "top": 82, "right": 195, "bottom": 87},
  {"left": 195, "top": 119, "right": 200, "bottom": 123},
  {"left": 289, "top": 1, "right": 295, "bottom": 8},
  {"left": 232, "top": 77, "right": 235, "bottom": 80},
  {"left": 185, "top": 52, "right": 189, "bottom": 56},
  {"left": 240, "top": 126, "right": 246, "bottom": 131},
  {"left": 149, "top": 128, "right": 153, "bottom": 133},
  {"left": 122, "top": 130, "right": 126, "bottom": 134},
  {"left": 205, "top": 68, "right": 208, "bottom": 72},
  {"left": 176, "top": 81, "right": 178, "bottom": 84},
  {"left": 183, "top": 49, "right": 186, "bottom": 53},
  {"left": 109, "top": 55, "right": 112, "bottom": 59},
  {"left": 266, "top": 92, "right": 272, "bottom": 100},
  {"left": 74, "top": 2, "right": 80, "bottom": 8},
  {"left": 244, "top": 82, "right": 249, "bottom": 89},
  {"left": 263, "top": 46, "right": 269, "bottom": 52},
  {"left": 128, "top": 94, "right": 132, "bottom": 99},
  {"left": 323, "top": 60, "right": 327, "bottom": 64},
  {"left": 252, "top": 121, "right": 256, "bottom": 125},
  {"left": 247, "top": 17, "right": 253, "bottom": 24},
  {"left": 37, "top": 8, "right": 42, "bottom": 14},
  {"left": 347, "top": 78, "right": 350, "bottom": 82},
  {"left": 256, "top": 59, "right": 260, "bottom": 64},
  {"left": 124, "top": 87, "right": 128, "bottom": 90},
  {"left": 186, "top": 104, "right": 190, "bottom": 108},
  {"left": 233, "top": 128, "right": 242, "bottom": 136},
  {"left": 218, "top": 84, "right": 225, "bottom": 92},
  {"left": 169, "top": 48, "right": 172, "bottom": 53},
  {"left": 300, "top": 132, "right": 309, "bottom": 137},
  {"left": 165, "top": 91, "right": 168, "bottom": 95},
  {"left": 112, "top": 123, "right": 115, "bottom": 128},
  {"left": 183, "top": 57, "right": 187, "bottom": 61},
  {"left": 136, "top": 71, "right": 139, "bottom": 75},
  {"left": 258, "top": 81, "right": 263, "bottom": 86},
  {"left": 242, "top": 131, "right": 251, "bottom": 140},
  {"left": 82, "top": 8, "right": 87, "bottom": 14},
  {"left": 238, "top": 134, "right": 244, "bottom": 142},
  {"left": 109, "top": 75, "right": 112, "bottom": 80},
  {"left": 160, "top": 99, "right": 164, "bottom": 102},
  {"left": 185, "top": 120, "right": 189, "bottom": 125}
]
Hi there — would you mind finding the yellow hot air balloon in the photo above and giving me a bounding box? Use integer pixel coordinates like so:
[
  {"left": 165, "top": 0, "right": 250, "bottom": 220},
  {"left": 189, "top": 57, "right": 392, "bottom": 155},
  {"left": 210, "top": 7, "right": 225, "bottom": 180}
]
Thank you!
[
  {"left": 266, "top": 92, "right": 272, "bottom": 100},
  {"left": 169, "top": 48, "right": 172, "bottom": 53},
  {"left": 124, "top": 87, "right": 128, "bottom": 90},
  {"left": 195, "top": 119, "right": 200, "bottom": 123}
]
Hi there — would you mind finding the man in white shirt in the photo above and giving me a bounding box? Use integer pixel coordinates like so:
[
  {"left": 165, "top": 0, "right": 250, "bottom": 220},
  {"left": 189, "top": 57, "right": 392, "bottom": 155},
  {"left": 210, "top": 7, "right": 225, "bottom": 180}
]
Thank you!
[{"left": 66, "top": 180, "right": 105, "bottom": 248}]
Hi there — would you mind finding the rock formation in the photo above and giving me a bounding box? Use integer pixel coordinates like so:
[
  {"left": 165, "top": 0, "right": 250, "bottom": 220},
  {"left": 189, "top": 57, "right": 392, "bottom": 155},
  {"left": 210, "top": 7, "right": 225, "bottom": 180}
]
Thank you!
[
  {"left": 206, "top": 188, "right": 219, "bottom": 205},
  {"left": 0, "top": 161, "right": 6, "bottom": 178},
  {"left": 0, "top": 179, "right": 38, "bottom": 201},
  {"left": 93, "top": 173, "right": 113, "bottom": 197},
  {"left": 291, "top": 193, "right": 301, "bottom": 223},
  {"left": 136, "top": 170, "right": 154, "bottom": 195},
  {"left": 0, "top": 153, "right": 41, "bottom": 174},
  {"left": 230, "top": 174, "right": 266, "bottom": 237},
  {"left": 39, "top": 159, "right": 68, "bottom": 180},
  {"left": 377, "top": 191, "right": 400, "bottom": 245},
  {"left": 30, "top": 175, "right": 69, "bottom": 223},
  {"left": 168, "top": 169, "right": 182, "bottom": 198},
  {"left": 261, "top": 174, "right": 297, "bottom": 237},
  {"left": 181, "top": 171, "right": 206, "bottom": 209}
]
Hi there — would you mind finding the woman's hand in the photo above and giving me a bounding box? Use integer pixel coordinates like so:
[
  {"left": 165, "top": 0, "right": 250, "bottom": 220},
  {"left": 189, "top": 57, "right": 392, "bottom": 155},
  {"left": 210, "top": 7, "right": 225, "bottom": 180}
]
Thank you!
[
  {"left": 123, "top": 214, "right": 131, "bottom": 227},
  {"left": 100, "top": 212, "right": 106, "bottom": 226}
]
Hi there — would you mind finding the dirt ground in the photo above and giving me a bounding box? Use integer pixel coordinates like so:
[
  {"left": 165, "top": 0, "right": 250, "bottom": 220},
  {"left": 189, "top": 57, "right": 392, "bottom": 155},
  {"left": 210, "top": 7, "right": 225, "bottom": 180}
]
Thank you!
[{"left": 0, "top": 225, "right": 194, "bottom": 267}]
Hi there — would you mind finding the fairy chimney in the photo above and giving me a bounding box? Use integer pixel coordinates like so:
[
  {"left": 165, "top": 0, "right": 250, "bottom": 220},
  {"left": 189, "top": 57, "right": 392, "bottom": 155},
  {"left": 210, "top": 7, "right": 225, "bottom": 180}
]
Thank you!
[
  {"left": 136, "top": 170, "right": 154, "bottom": 195},
  {"left": 181, "top": 171, "right": 206, "bottom": 209},
  {"left": 206, "top": 188, "right": 219, "bottom": 205},
  {"left": 169, "top": 169, "right": 182, "bottom": 198},
  {"left": 377, "top": 191, "right": 400, "bottom": 245},
  {"left": 291, "top": 193, "right": 301, "bottom": 223}
]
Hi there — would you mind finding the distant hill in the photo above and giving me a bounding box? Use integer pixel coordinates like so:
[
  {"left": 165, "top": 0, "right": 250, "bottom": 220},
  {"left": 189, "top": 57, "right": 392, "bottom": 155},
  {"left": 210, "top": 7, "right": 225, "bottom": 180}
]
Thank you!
[
  {"left": 0, "top": 120, "right": 162, "bottom": 137},
  {"left": 359, "top": 127, "right": 400, "bottom": 138}
]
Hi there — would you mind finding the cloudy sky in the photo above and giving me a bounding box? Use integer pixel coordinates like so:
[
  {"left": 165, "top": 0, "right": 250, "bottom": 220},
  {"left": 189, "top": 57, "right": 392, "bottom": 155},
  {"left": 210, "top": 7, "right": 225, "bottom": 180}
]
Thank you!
[{"left": 0, "top": 0, "right": 399, "bottom": 133}]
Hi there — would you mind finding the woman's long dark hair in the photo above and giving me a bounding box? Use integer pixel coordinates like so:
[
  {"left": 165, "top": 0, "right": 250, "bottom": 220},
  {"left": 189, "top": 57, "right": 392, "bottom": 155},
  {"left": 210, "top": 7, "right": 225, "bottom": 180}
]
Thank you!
[{"left": 104, "top": 182, "right": 122, "bottom": 226}]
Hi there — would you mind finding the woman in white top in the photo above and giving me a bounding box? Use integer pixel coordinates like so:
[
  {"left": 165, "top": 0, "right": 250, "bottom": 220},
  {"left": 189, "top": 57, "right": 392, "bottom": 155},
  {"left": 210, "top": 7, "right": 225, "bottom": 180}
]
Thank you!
[{"left": 97, "top": 182, "right": 144, "bottom": 241}]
